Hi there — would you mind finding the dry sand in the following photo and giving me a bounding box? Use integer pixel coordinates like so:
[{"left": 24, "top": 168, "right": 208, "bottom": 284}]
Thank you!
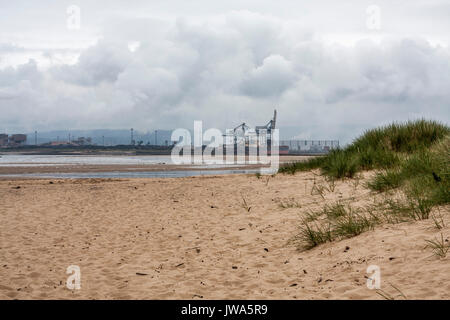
[{"left": 0, "top": 172, "right": 449, "bottom": 299}]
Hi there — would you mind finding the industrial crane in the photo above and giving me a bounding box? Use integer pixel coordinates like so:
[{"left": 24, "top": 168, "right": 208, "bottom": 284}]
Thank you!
[
  {"left": 255, "top": 109, "right": 277, "bottom": 137},
  {"left": 232, "top": 122, "right": 251, "bottom": 144},
  {"left": 224, "top": 109, "right": 277, "bottom": 145}
]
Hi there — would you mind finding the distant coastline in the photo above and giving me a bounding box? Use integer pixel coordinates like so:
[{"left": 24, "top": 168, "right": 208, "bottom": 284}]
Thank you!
[
  {"left": 0, "top": 145, "right": 173, "bottom": 156},
  {"left": 0, "top": 145, "right": 329, "bottom": 156}
]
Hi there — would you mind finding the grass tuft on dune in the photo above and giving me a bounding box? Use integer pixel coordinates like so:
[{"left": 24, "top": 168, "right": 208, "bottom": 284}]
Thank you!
[
  {"left": 279, "top": 119, "right": 448, "bottom": 178},
  {"left": 283, "top": 119, "right": 450, "bottom": 251}
]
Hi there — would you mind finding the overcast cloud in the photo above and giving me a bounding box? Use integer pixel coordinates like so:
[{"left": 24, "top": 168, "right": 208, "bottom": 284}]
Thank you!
[{"left": 0, "top": 0, "right": 449, "bottom": 143}]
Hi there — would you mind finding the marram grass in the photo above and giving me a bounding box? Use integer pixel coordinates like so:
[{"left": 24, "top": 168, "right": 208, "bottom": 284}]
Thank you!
[{"left": 287, "top": 119, "right": 449, "bottom": 251}]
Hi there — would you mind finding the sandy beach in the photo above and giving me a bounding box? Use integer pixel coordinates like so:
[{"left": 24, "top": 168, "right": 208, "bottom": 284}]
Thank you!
[{"left": 0, "top": 171, "right": 448, "bottom": 300}]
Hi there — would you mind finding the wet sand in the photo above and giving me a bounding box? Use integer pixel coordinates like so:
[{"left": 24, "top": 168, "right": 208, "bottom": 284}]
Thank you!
[
  {"left": 0, "top": 155, "right": 308, "bottom": 176},
  {"left": 0, "top": 164, "right": 256, "bottom": 175}
]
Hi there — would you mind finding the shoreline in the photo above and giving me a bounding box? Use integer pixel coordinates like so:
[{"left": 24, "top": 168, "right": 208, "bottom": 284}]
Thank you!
[
  {"left": 0, "top": 155, "right": 312, "bottom": 176},
  {"left": 0, "top": 164, "right": 264, "bottom": 175}
]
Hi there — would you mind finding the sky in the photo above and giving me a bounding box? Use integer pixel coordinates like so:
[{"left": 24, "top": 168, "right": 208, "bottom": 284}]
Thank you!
[{"left": 1, "top": 0, "right": 450, "bottom": 143}]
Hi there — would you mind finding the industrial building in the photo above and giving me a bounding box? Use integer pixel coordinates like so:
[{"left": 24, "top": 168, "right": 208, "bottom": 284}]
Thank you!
[
  {"left": 0, "top": 134, "right": 27, "bottom": 147},
  {"left": 44, "top": 136, "right": 93, "bottom": 147},
  {"left": 0, "top": 134, "right": 8, "bottom": 146},
  {"left": 224, "top": 110, "right": 339, "bottom": 155},
  {"left": 279, "top": 140, "right": 339, "bottom": 154}
]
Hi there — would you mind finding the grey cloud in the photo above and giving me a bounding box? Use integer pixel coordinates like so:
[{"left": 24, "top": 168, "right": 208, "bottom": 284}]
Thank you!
[
  {"left": 240, "top": 54, "right": 296, "bottom": 97},
  {"left": 0, "top": 10, "right": 449, "bottom": 142},
  {"left": 0, "top": 43, "right": 27, "bottom": 53},
  {"left": 0, "top": 59, "right": 42, "bottom": 87},
  {"left": 52, "top": 41, "right": 132, "bottom": 86}
]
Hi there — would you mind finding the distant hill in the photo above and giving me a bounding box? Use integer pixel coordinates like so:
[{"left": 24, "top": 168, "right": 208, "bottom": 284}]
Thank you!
[{"left": 26, "top": 129, "right": 174, "bottom": 146}]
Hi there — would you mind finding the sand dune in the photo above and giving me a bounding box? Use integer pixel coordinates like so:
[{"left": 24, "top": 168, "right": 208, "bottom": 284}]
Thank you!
[{"left": 0, "top": 172, "right": 448, "bottom": 299}]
